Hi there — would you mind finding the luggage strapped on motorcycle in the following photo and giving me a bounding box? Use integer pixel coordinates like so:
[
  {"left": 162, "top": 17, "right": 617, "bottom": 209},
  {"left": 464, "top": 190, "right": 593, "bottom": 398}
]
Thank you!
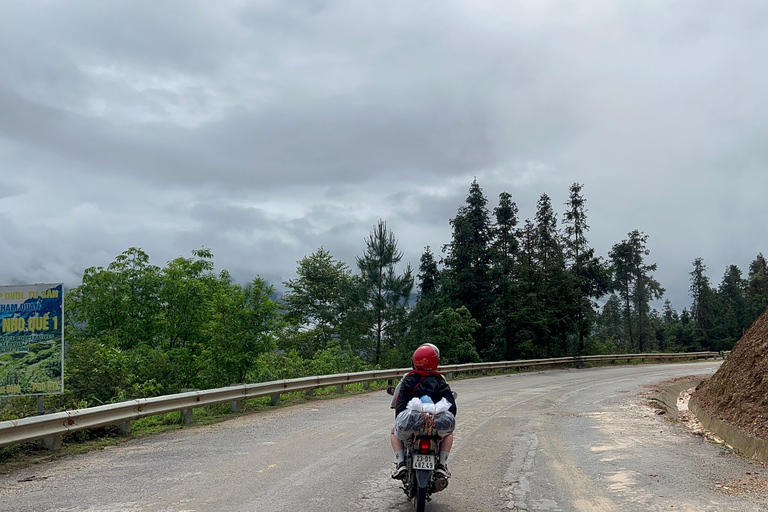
[{"left": 420, "top": 410, "right": 435, "bottom": 437}]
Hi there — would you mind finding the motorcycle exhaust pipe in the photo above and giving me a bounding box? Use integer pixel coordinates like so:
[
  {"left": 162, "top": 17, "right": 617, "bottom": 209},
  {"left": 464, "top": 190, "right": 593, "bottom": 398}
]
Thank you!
[{"left": 432, "top": 476, "right": 449, "bottom": 492}]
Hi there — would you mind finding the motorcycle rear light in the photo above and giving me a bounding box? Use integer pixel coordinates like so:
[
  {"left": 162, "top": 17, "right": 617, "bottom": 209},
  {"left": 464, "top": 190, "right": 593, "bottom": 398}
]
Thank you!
[{"left": 419, "top": 439, "right": 431, "bottom": 453}]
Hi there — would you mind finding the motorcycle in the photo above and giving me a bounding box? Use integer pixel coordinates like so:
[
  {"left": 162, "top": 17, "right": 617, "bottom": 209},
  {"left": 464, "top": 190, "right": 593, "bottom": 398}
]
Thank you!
[
  {"left": 402, "top": 420, "right": 449, "bottom": 511},
  {"left": 387, "top": 387, "right": 457, "bottom": 511}
]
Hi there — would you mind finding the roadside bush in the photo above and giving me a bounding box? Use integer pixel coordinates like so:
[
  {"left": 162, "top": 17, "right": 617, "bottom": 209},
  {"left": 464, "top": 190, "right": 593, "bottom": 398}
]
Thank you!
[
  {"left": 308, "top": 341, "right": 368, "bottom": 376},
  {"left": 248, "top": 350, "right": 308, "bottom": 383},
  {"left": 65, "top": 334, "right": 130, "bottom": 405}
]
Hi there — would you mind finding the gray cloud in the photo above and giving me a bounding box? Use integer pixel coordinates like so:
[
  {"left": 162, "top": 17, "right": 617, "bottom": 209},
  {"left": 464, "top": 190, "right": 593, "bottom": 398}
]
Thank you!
[{"left": 1, "top": 0, "right": 767, "bottom": 312}]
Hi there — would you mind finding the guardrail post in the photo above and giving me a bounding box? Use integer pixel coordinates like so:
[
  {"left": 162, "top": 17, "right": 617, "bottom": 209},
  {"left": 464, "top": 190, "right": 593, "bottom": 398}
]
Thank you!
[
  {"left": 35, "top": 395, "right": 62, "bottom": 450},
  {"left": 270, "top": 393, "right": 280, "bottom": 406},
  {"left": 229, "top": 401, "right": 242, "bottom": 413},
  {"left": 42, "top": 436, "right": 62, "bottom": 451},
  {"left": 336, "top": 385, "right": 344, "bottom": 394},
  {"left": 363, "top": 381, "right": 370, "bottom": 390},
  {"left": 181, "top": 408, "right": 194, "bottom": 425},
  {"left": 117, "top": 421, "right": 131, "bottom": 435},
  {"left": 305, "top": 388, "right": 314, "bottom": 396},
  {"left": 447, "top": 373, "right": 454, "bottom": 380},
  {"left": 181, "top": 389, "right": 198, "bottom": 424}
]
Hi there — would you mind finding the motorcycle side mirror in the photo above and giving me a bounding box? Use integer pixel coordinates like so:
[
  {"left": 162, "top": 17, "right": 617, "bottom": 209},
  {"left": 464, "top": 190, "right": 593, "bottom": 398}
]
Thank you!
[
  {"left": 386, "top": 387, "right": 395, "bottom": 396},
  {"left": 452, "top": 391, "right": 458, "bottom": 399}
]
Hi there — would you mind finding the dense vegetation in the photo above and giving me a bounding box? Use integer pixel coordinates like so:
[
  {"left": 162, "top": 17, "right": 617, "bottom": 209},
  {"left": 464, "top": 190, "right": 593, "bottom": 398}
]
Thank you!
[{"left": 3, "top": 180, "right": 768, "bottom": 416}]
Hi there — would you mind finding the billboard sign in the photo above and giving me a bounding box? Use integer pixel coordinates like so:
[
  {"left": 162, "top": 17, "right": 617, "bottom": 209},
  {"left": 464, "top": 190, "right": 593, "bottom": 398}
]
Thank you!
[{"left": 0, "top": 283, "right": 64, "bottom": 397}]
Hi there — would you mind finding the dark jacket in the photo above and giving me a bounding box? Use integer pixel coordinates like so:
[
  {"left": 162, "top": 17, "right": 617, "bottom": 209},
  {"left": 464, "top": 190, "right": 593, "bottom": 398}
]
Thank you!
[{"left": 394, "top": 370, "right": 457, "bottom": 418}]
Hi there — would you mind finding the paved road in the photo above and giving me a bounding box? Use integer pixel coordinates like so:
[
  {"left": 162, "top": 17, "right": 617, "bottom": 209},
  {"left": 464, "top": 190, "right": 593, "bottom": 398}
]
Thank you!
[{"left": 2, "top": 362, "right": 767, "bottom": 511}]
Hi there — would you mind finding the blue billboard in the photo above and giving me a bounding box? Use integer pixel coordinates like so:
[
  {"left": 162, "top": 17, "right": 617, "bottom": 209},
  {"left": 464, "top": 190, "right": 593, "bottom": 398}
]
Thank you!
[{"left": 0, "top": 284, "right": 64, "bottom": 396}]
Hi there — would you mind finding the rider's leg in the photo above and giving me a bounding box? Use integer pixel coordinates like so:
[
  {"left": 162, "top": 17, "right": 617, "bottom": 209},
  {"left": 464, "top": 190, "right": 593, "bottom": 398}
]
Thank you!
[
  {"left": 437, "top": 433, "right": 454, "bottom": 476},
  {"left": 439, "top": 432, "right": 453, "bottom": 452},
  {"left": 391, "top": 426, "right": 407, "bottom": 479},
  {"left": 391, "top": 425, "right": 405, "bottom": 453}
]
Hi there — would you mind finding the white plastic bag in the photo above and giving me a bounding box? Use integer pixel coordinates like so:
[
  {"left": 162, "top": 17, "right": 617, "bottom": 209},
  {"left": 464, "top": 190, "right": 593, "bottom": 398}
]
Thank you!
[
  {"left": 433, "top": 411, "right": 455, "bottom": 437},
  {"left": 434, "top": 398, "right": 451, "bottom": 415},
  {"left": 406, "top": 397, "right": 423, "bottom": 412},
  {"left": 395, "top": 398, "right": 455, "bottom": 441},
  {"left": 395, "top": 408, "right": 424, "bottom": 441}
]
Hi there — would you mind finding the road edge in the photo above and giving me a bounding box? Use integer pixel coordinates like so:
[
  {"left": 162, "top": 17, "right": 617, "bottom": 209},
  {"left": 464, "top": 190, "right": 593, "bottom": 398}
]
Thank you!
[
  {"left": 654, "top": 376, "right": 768, "bottom": 466},
  {"left": 652, "top": 377, "right": 704, "bottom": 421},
  {"left": 689, "top": 394, "right": 768, "bottom": 465}
]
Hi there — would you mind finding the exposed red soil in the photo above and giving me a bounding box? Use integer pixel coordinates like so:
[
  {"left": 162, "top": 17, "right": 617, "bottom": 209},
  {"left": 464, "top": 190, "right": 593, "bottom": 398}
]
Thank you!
[{"left": 692, "top": 307, "right": 768, "bottom": 440}]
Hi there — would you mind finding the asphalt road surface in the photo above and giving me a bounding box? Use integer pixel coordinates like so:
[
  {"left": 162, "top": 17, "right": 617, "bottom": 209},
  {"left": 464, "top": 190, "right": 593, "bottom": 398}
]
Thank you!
[{"left": 2, "top": 361, "right": 767, "bottom": 511}]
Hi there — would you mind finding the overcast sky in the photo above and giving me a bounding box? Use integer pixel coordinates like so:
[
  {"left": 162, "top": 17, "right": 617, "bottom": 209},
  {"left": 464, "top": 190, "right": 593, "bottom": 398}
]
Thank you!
[{"left": 1, "top": 0, "right": 766, "bottom": 311}]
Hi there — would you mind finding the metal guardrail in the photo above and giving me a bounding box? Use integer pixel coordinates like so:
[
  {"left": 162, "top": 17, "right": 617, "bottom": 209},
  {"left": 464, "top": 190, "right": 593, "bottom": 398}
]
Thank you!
[{"left": 0, "top": 351, "right": 722, "bottom": 449}]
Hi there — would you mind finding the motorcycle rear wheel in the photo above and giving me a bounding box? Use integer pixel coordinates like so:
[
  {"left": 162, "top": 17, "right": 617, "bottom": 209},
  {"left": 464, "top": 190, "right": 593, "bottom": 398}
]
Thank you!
[{"left": 414, "top": 486, "right": 427, "bottom": 512}]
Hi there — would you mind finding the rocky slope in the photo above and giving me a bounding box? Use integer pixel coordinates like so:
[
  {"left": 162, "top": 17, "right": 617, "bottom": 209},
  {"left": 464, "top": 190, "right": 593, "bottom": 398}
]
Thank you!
[{"left": 693, "top": 307, "right": 768, "bottom": 440}]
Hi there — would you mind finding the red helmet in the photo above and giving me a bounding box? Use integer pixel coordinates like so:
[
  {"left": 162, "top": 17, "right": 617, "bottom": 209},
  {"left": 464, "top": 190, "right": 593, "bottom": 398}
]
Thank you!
[{"left": 412, "top": 344, "right": 439, "bottom": 371}]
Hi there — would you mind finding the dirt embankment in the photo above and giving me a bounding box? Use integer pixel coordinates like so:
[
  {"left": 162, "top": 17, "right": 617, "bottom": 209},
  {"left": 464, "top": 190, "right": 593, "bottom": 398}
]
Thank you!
[{"left": 692, "top": 307, "right": 768, "bottom": 440}]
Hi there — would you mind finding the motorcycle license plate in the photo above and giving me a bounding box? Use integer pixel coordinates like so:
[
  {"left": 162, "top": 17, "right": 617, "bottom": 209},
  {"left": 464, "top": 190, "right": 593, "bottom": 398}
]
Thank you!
[{"left": 412, "top": 454, "right": 435, "bottom": 470}]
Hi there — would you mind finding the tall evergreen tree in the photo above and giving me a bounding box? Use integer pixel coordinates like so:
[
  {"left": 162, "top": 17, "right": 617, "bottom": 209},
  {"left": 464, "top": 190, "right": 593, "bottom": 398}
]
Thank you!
[
  {"left": 534, "top": 194, "right": 562, "bottom": 274},
  {"left": 747, "top": 253, "right": 768, "bottom": 321},
  {"left": 442, "top": 180, "right": 494, "bottom": 358},
  {"left": 514, "top": 218, "right": 541, "bottom": 358},
  {"left": 491, "top": 192, "right": 520, "bottom": 273},
  {"left": 413, "top": 246, "right": 443, "bottom": 329},
  {"left": 633, "top": 253, "right": 664, "bottom": 352},
  {"left": 562, "top": 183, "right": 610, "bottom": 357},
  {"left": 678, "top": 308, "right": 695, "bottom": 350},
  {"left": 689, "top": 257, "right": 715, "bottom": 350},
  {"left": 715, "top": 264, "right": 747, "bottom": 348},
  {"left": 490, "top": 191, "right": 520, "bottom": 360},
  {"left": 593, "top": 294, "right": 625, "bottom": 353},
  {"left": 658, "top": 299, "right": 683, "bottom": 351},
  {"left": 533, "top": 193, "right": 571, "bottom": 356},
  {"left": 609, "top": 231, "right": 664, "bottom": 352},
  {"left": 403, "top": 246, "right": 444, "bottom": 363},
  {"left": 356, "top": 220, "right": 414, "bottom": 365},
  {"left": 417, "top": 246, "right": 440, "bottom": 298}
]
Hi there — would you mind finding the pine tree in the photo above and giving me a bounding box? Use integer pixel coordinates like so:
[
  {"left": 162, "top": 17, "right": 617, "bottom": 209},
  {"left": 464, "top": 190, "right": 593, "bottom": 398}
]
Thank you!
[
  {"left": 533, "top": 193, "right": 571, "bottom": 356},
  {"left": 442, "top": 180, "right": 494, "bottom": 358},
  {"left": 356, "top": 220, "right": 414, "bottom": 365},
  {"left": 490, "top": 191, "right": 520, "bottom": 360},
  {"left": 747, "top": 253, "right": 768, "bottom": 322},
  {"left": 715, "top": 264, "right": 747, "bottom": 349},
  {"left": 403, "top": 246, "right": 444, "bottom": 364},
  {"left": 658, "top": 299, "right": 683, "bottom": 351},
  {"left": 514, "top": 218, "right": 541, "bottom": 358},
  {"left": 562, "top": 183, "right": 610, "bottom": 357},
  {"left": 417, "top": 246, "right": 440, "bottom": 298},
  {"left": 689, "top": 257, "right": 715, "bottom": 350},
  {"left": 592, "top": 294, "right": 625, "bottom": 353},
  {"left": 534, "top": 194, "right": 561, "bottom": 274},
  {"left": 609, "top": 231, "right": 664, "bottom": 352}
]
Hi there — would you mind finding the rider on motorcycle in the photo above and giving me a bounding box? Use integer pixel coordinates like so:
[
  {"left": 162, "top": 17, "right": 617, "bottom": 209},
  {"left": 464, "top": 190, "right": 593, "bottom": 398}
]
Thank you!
[{"left": 391, "top": 343, "right": 457, "bottom": 480}]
